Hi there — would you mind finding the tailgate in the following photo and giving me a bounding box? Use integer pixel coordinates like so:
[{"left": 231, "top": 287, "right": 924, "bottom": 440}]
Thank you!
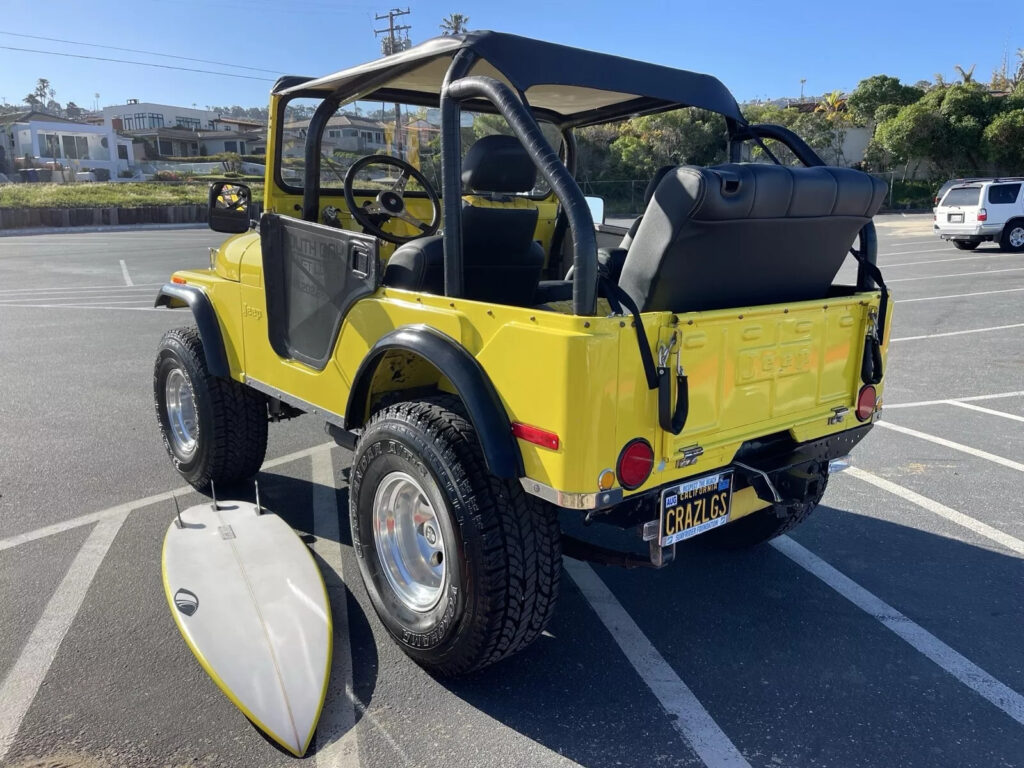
[{"left": 656, "top": 295, "right": 881, "bottom": 459}]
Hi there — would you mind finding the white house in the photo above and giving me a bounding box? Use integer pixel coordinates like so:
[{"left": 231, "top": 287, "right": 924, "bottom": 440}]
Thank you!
[{"left": 0, "top": 111, "right": 134, "bottom": 177}]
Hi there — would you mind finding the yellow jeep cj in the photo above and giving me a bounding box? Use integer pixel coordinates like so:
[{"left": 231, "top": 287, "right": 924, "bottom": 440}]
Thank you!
[{"left": 153, "top": 32, "right": 891, "bottom": 674}]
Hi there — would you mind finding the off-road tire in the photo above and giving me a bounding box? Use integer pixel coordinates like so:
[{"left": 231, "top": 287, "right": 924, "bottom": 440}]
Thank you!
[
  {"left": 1000, "top": 220, "right": 1024, "bottom": 253},
  {"left": 952, "top": 239, "right": 980, "bottom": 251},
  {"left": 153, "top": 326, "right": 268, "bottom": 490},
  {"left": 698, "top": 477, "right": 828, "bottom": 550},
  {"left": 349, "top": 395, "right": 561, "bottom": 676}
]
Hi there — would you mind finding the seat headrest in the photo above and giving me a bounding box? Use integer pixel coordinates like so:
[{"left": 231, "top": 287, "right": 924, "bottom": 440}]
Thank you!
[{"left": 462, "top": 135, "right": 537, "bottom": 193}]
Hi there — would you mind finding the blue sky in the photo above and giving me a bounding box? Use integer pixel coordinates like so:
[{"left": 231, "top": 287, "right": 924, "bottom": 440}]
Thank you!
[{"left": 1, "top": 0, "right": 1021, "bottom": 113}]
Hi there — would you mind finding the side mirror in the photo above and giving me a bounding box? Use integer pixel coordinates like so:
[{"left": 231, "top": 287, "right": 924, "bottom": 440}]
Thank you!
[
  {"left": 208, "top": 181, "right": 252, "bottom": 233},
  {"left": 584, "top": 195, "right": 605, "bottom": 226}
]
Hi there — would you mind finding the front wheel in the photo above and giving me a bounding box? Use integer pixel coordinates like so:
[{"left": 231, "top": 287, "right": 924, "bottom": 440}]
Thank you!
[
  {"left": 952, "top": 239, "right": 980, "bottom": 251},
  {"left": 1000, "top": 221, "right": 1024, "bottom": 253},
  {"left": 349, "top": 396, "right": 560, "bottom": 676},
  {"left": 154, "top": 326, "right": 268, "bottom": 490}
]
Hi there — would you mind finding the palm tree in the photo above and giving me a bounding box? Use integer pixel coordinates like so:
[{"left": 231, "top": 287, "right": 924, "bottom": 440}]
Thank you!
[
  {"left": 439, "top": 13, "right": 469, "bottom": 35},
  {"left": 954, "top": 64, "right": 976, "bottom": 84},
  {"left": 814, "top": 90, "right": 849, "bottom": 165}
]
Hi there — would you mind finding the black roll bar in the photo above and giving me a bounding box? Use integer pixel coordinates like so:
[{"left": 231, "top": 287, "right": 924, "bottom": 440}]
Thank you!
[
  {"left": 302, "top": 96, "right": 342, "bottom": 222},
  {"left": 440, "top": 74, "right": 598, "bottom": 315}
]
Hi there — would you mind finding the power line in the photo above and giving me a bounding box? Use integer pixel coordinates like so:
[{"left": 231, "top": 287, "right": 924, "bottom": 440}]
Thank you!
[
  {"left": 0, "top": 31, "right": 279, "bottom": 74},
  {"left": 0, "top": 45, "right": 275, "bottom": 82}
]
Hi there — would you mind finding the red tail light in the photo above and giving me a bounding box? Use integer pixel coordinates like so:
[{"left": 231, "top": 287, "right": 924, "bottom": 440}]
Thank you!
[
  {"left": 856, "top": 385, "right": 877, "bottom": 421},
  {"left": 617, "top": 438, "right": 654, "bottom": 490},
  {"left": 512, "top": 422, "right": 559, "bottom": 450},
  {"left": 978, "top": 208, "right": 988, "bottom": 222}
]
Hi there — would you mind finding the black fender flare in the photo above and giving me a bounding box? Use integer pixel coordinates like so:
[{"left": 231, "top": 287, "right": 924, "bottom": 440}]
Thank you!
[
  {"left": 345, "top": 325, "right": 523, "bottom": 479},
  {"left": 154, "top": 283, "right": 230, "bottom": 378}
]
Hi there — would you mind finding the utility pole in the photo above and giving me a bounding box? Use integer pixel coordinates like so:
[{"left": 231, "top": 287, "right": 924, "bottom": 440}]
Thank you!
[
  {"left": 375, "top": 8, "right": 411, "bottom": 159},
  {"left": 800, "top": 79, "right": 806, "bottom": 101}
]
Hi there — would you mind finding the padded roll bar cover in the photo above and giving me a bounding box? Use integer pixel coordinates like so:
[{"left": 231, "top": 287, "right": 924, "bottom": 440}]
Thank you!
[
  {"left": 444, "top": 75, "right": 598, "bottom": 315},
  {"left": 154, "top": 283, "right": 231, "bottom": 378},
  {"left": 618, "top": 163, "right": 888, "bottom": 313},
  {"left": 462, "top": 135, "right": 538, "bottom": 193},
  {"left": 344, "top": 325, "right": 523, "bottom": 479}
]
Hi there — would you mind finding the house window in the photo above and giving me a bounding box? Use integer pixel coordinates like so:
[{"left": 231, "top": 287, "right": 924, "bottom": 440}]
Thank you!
[
  {"left": 37, "top": 132, "right": 61, "bottom": 158},
  {"left": 61, "top": 135, "right": 90, "bottom": 160},
  {"left": 158, "top": 139, "right": 173, "bottom": 156},
  {"left": 328, "top": 130, "right": 340, "bottom": 138},
  {"left": 117, "top": 145, "right": 129, "bottom": 161},
  {"left": 175, "top": 117, "right": 201, "bottom": 131},
  {"left": 224, "top": 140, "right": 238, "bottom": 152}
]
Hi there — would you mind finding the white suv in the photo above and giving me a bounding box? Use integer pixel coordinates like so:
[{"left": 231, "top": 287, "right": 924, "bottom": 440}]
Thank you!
[{"left": 934, "top": 179, "right": 1024, "bottom": 252}]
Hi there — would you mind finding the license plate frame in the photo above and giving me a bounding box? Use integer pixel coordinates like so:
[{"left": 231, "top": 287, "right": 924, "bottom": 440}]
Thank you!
[
  {"left": 658, "top": 470, "right": 734, "bottom": 546},
  {"left": 948, "top": 213, "right": 964, "bottom": 223}
]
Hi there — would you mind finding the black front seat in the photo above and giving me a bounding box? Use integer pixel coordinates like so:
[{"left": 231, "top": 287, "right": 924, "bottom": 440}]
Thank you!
[
  {"left": 618, "top": 163, "right": 888, "bottom": 312},
  {"left": 383, "top": 135, "right": 545, "bottom": 306}
]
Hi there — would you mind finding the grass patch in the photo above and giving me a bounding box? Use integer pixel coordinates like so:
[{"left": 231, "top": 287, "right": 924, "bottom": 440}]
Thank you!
[{"left": 0, "top": 182, "right": 265, "bottom": 209}]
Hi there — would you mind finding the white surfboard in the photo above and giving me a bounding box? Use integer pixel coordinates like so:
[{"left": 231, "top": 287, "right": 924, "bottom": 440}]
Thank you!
[{"left": 162, "top": 500, "right": 331, "bottom": 757}]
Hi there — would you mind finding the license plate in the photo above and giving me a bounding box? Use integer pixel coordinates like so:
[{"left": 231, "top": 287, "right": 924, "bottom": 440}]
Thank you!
[
  {"left": 948, "top": 213, "right": 964, "bottom": 223},
  {"left": 659, "top": 471, "right": 734, "bottom": 546}
]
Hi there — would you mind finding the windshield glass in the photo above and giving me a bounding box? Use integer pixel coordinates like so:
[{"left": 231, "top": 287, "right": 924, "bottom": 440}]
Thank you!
[{"left": 278, "top": 97, "right": 562, "bottom": 198}]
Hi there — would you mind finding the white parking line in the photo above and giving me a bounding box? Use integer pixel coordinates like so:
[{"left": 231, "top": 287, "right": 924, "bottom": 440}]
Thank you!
[
  {"left": 887, "top": 253, "right": 1023, "bottom": 268},
  {"left": 946, "top": 400, "right": 1024, "bottom": 423},
  {"left": 119, "top": 260, "right": 134, "bottom": 287},
  {"left": 565, "top": 559, "right": 751, "bottom": 768},
  {"left": 888, "top": 267, "right": 1024, "bottom": 283},
  {"left": 771, "top": 536, "right": 1024, "bottom": 727},
  {"left": 0, "top": 443, "right": 336, "bottom": 554},
  {"left": 310, "top": 452, "right": 360, "bottom": 768},
  {"left": 845, "top": 468, "right": 1024, "bottom": 555},
  {"left": 899, "top": 288, "right": 1024, "bottom": 303},
  {"left": 0, "top": 509, "right": 130, "bottom": 762},
  {"left": 0, "top": 298, "right": 156, "bottom": 307},
  {"left": 885, "top": 391, "right": 1024, "bottom": 409},
  {"left": 0, "top": 303, "right": 164, "bottom": 312},
  {"left": 0, "top": 283, "right": 162, "bottom": 295},
  {"left": 891, "top": 323, "right": 1024, "bottom": 342},
  {"left": 879, "top": 247, "right": 952, "bottom": 258},
  {"left": 876, "top": 421, "right": 1024, "bottom": 473}
]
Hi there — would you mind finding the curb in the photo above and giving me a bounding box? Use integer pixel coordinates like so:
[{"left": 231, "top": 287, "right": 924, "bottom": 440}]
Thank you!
[{"left": 0, "top": 222, "right": 208, "bottom": 237}]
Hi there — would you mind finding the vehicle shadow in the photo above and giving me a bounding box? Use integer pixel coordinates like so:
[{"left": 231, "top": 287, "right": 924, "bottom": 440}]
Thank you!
[{"left": 443, "top": 504, "right": 1024, "bottom": 768}]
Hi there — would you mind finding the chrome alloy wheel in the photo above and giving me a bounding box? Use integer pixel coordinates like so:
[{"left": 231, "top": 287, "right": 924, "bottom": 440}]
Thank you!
[
  {"left": 1009, "top": 225, "right": 1024, "bottom": 249},
  {"left": 372, "top": 471, "right": 447, "bottom": 612},
  {"left": 164, "top": 367, "right": 199, "bottom": 458}
]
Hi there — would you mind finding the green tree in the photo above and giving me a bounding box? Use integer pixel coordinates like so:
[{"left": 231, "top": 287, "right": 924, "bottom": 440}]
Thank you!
[
  {"left": 983, "top": 109, "right": 1024, "bottom": 172},
  {"left": 440, "top": 13, "right": 469, "bottom": 35},
  {"left": 610, "top": 109, "right": 727, "bottom": 175},
  {"left": 814, "top": 90, "right": 851, "bottom": 164},
  {"left": 846, "top": 75, "right": 923, "bottom": 125}
]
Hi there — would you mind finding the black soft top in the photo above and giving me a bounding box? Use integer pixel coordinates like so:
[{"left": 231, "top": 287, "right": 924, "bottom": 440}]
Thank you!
[{"left": 275, "top": 30, "right": 745, "bottom": 126}]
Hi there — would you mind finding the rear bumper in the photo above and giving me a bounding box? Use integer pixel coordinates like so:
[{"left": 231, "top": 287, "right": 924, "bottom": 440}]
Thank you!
[
  {"left": 521, "top": 424, "right": 873, "bottom": 511},
  {"left": 934, "top": 223, "right": 1002, "bottom": 239}
]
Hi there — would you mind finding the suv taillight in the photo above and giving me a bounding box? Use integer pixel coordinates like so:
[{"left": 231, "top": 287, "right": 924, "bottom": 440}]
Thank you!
[
  {"left": 978, "top": 208, "right": 988, "bottom": 222},
  {"left": 856, "top": 385, "right": 877, "bottom": 422},
  {"left": 617, "top": 438, "right": 654, "bottom": 490}
]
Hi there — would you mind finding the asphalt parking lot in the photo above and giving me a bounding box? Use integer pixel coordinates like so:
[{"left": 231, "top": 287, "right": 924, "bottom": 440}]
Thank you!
[{"left": 1, "top": 215, "right": 1023, "bottom": 768}]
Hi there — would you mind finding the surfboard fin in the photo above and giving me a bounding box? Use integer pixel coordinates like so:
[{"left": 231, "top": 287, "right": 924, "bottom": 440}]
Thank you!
[
  {"left": 254, "top": 479, "right": 263, "bottom": 515},
  {"left": 210, "top": 479, "right": 219, "bottom": 510},
  {"left": 173, "top": 494, "right": 184, "bottom": 529}
]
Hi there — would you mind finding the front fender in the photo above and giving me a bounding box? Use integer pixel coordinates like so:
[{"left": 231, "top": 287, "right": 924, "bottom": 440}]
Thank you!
[
  {"left": 154, "top": 283, "right": 230, "bottom": 378},
  {"left": 345, "top": 325, "right": 523, "bottom": 479}
]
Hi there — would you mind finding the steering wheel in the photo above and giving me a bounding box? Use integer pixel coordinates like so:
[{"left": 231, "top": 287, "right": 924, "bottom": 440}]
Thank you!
[{"left": 343, "top": 155, "right": 441, "bottom": 245}]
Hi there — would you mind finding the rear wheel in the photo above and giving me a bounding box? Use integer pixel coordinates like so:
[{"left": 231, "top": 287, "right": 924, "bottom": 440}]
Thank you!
[
  {"left": 952, "top": 239, "right": 980, "bottom": 251},
  {"left": 1000, "top": 221, "right": 1024, "bottom": 253},
  {"left": 349, "top": 396, "right": 560, "bottom": 675},
  {"left": 154, "top": 326, "right": 268, "bottom": 490},
  {"left": 698, "top": 477, "right": 828, "bottom": 549}
]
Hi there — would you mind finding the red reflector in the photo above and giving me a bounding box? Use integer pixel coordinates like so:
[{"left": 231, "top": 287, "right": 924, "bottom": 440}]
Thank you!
[
  {"left": 512, "top": 422, "right": 559, "bottom": 450},
  {"left": 617, "top": 438, "right": 654, "bottom": 490},
  {"left": 856, "top": 385, "right": 877, "bottom": 421},
  {"left": 171, "top": 276, "right": 187, "bottom": 284}
]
